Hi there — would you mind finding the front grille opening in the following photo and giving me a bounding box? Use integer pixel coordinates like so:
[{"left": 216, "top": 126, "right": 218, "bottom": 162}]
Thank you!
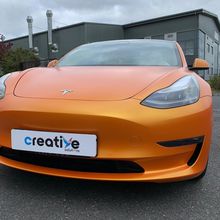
[
  {"left": 187, "top": 142, "right": 203, "bottom": 166},
  {"left": 0, "top": 147, "right": 144, "bottom": 174}
]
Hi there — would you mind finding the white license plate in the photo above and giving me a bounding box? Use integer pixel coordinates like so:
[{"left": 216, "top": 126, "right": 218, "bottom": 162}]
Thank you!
[{"left": 11, "top": 129, "right": 97, "bottom": 157}]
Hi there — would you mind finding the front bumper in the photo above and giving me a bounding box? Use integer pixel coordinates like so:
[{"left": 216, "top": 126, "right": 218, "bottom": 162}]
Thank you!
[{"left": 0, "top": 95, "right": 212, "bottom": 182}]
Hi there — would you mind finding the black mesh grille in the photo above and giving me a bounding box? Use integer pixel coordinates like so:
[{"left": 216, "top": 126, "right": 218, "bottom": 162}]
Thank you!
[{"left": 0, "top": 147, "right": 144, "bottom": 173}]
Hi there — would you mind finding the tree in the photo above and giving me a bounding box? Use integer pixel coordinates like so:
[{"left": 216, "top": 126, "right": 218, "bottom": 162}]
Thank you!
[
  {"left": 1, "top": 48, "right": 39, "bottom": 74},
  {"left": 0, "top": 40, "right": 13, "bottom": 75},
  {"left": 0, "top": 42, "right": 12, "bottom": 60},
  {"left": 0, "top": 41, "right": 12, "bottom": 61}
]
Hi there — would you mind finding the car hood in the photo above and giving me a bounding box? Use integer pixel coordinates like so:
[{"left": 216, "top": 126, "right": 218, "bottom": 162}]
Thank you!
[{"left": 14, "top": 66, "right": 178, "bottom": 101}]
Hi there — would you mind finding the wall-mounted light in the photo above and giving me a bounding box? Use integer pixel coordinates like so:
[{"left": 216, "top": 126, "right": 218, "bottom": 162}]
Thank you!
[
  {"left": 33, "top": 47, "right": 39, "bottom": 56},
  {"left": 51, "top": 43, "right": 58, "bottom": 53}
]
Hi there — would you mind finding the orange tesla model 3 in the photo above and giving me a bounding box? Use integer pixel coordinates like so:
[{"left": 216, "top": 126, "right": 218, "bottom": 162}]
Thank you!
[{"left": 0, "top": 40, "right": 212, "bottom": 182}]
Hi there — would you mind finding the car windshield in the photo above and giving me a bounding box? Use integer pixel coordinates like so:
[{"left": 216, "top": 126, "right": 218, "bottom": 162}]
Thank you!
[{"left": 57, "top": 40, "right": 182, "bottom": 67}]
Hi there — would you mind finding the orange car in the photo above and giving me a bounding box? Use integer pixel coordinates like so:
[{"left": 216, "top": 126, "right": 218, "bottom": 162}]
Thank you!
[{"left": 0, "top": 40, "right": 212, "bottom": 182}]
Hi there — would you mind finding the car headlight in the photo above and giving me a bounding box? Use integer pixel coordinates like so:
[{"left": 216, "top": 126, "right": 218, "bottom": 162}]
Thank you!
[
  {"left": 141, "top": 75, "right": 200, "bottom": 109},
  {"left": 0, "top": 73, "right": 12, "bottom": 99}
]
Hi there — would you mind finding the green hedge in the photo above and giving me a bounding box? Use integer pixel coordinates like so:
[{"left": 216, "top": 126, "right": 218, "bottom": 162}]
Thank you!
[
  {"left": 0, "top": 48, "right": 39, "bottom": 75},
  {"left": 209, "top": 75, "right": 220, "bottom": 90}
]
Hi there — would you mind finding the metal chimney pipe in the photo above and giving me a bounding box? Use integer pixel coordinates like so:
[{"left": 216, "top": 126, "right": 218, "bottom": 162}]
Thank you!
[
  {"left": 46, "top": 10, "right": 53, "bottom": 45},
  {"left": 26, "top": 16, "right": 33, "bottom": 49}
]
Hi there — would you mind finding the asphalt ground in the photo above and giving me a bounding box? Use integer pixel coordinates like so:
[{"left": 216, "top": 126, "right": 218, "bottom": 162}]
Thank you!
[{"left": 0, "top": 96, "right": 219, "bottom": 220}]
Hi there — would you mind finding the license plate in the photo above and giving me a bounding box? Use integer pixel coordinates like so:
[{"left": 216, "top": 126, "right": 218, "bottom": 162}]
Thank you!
[{"left": 11, "top": 129, "right": 97, "bottom": 157}]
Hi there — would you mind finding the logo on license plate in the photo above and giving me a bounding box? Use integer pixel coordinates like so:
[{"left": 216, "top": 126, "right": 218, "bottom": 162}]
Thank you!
[{"left": 24, "top": 136, "right": 80, "bottom": 152}]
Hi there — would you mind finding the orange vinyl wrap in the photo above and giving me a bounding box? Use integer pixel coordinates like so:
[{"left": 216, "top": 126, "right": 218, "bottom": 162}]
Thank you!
[{"left": 0, "top": 42, "right": 212, "bottom": 182}]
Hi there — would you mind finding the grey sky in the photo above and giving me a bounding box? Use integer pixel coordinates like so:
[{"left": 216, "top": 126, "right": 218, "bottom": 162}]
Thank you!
[{"left": 0, "top": 0, "right": 220, "bottom": 40}]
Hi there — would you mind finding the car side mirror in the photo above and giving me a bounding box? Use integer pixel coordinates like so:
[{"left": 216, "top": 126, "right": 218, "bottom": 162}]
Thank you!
[
  {"left": 47, "top": 59, "right": 58, "bottom": 68},
  {"left": 190, "top": 58, "right": 209, "bottom": 70}
]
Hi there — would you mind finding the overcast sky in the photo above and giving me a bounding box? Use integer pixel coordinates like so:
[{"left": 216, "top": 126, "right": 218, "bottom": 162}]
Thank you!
[{"left": 0, "top": 0, "right": 220, "bottom": 40}]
